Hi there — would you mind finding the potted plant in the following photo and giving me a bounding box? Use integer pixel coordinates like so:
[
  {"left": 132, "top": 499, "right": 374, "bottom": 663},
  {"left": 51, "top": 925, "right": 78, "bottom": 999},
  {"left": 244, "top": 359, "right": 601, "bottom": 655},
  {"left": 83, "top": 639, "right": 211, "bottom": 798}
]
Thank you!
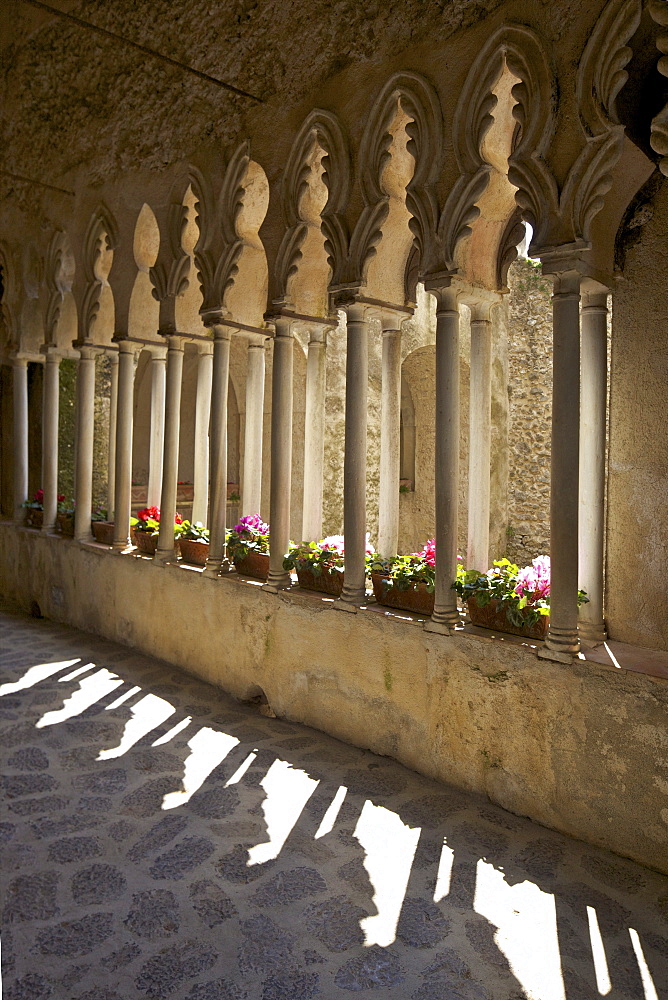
[
  {"left": 133, "top": 506, "right": 182, "bottom": 556},
  {"left": 56, "top": 498, "right": 75, "bottom": 537},
  {"left": 453, "top": 555, "right": 588, "bottom": 640},
  {"left": 227, "top": 514, "right": 270, "bottom": 580},
  {"left": 178, "top": 521, "right": 210, "bottom": 566},
  {"left": 283, "top": 535, "right": 346, "bottom": 596},
  {"left": 368, "top": 538, "right": 437, "bottom": 615},
  {"left": 91, "top": 506, "right": 115, "bottom": 545},
  {"left": 23, "top": 489, "right": 51, "bottom": 528}
]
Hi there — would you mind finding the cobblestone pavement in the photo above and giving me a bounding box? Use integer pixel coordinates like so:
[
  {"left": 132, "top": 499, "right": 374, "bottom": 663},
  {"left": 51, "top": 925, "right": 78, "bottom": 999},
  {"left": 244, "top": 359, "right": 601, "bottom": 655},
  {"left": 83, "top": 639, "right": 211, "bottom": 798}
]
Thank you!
[{"left": 1, "top": 604, "right": 667, "bottom": 1000}]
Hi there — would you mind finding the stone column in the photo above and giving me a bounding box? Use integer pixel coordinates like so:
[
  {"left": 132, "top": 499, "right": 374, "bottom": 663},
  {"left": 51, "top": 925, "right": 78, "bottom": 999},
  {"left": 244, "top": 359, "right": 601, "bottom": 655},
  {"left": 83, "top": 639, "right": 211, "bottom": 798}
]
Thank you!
[
  {"left": 107, "top": 352, "right": 119, "bottom": 520},
  {"left": 74, "top": 347, "right": 97, "bottom": 543},
  {"left": 192, "top": 342, "right": 214, "bottom": 526},
  {"left": 337, "top": 302, "right": 369, "bottom": 610},
  {"left": 155, "top": 336, "right": 184, "bottom": 564},
  {"left": 378, "top": 317, "right": 403, "bottom": 560},
  {"left": 578, "top": 290, "right": 608, "bottom": 647},
  {"left": 302, "top": 328, "right": 327, "bottom": 541},
  {"left": 204, "top": 323, "right": 231, "bottom": 576},
  {"left": 264, "top": 317, "right": 293, "bottom": 592},
  {"left": 147, "top": 347, "right": 167, "bottom": 508},
  {"left": 425, "top": 286, "right": 461, "bottom": 634},
  {"left": 242, "top": 338, "right": 266, "bottom": 516},
  {"left": 12, "top": 358, "right": 29, "bottom": 523},
  {"left": 544, "top": 269, "right": 582, "bottom": 657},
  {"left": 113, "top": 342, "right": 137, "bottom": 552},
  {"left": 41, "top": 351, "right": 61, "bottom": 532},
  {"left": 467, "top": 302, "right": 493, "bottom": 572}
]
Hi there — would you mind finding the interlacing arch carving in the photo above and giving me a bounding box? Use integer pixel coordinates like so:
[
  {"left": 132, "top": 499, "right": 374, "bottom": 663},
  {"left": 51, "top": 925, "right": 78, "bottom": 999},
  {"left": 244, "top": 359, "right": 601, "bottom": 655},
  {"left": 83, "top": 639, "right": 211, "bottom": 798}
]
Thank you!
[
  {"left": 81, "top": 205, "right": 119, "bottom": 338},
  {"left": 554, "top": 0, "right": 643, "bottom": 245},
  {"left": 45, "top": 231, "right": 68, "bottom": 344},
  {"left": 337, "top": 72, "right": 443, "bottom": 290},
  {"left": 275, "top": 109, "right": 350, "bottom": 302},
  {"left": 649, "top": 0, "right": 668, "bottom": 176},
  {"left": 191, "top": 142, "right": 253, "bottom": 319},
  {"left": 439, "top": 24, "right": 557, "bottom": 267},
  {"left": 148, "top": 188, "right": 190, "bottom": 310}
]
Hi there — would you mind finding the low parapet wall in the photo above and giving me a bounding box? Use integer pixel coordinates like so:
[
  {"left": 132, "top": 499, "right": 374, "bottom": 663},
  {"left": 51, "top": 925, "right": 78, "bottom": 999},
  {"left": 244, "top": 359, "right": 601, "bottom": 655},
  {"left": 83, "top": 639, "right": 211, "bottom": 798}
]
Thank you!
[{"left": 1, "top": 523, "right": 666, "bottom": 874}]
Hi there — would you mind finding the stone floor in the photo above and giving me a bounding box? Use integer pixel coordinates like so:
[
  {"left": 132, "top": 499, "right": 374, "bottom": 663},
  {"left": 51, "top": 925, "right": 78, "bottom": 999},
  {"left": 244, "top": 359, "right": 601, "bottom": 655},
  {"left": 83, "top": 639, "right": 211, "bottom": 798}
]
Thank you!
[{"left": 1, "top": 604, "right": 667, "bottom": 1000}]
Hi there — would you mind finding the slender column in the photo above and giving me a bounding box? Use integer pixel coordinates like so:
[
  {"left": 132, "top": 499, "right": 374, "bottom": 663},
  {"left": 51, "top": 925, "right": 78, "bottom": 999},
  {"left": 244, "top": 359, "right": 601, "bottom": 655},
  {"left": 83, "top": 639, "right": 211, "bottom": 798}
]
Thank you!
[
  {"left": 337, "top": 302, "right": 369, "bottom": 610},
  {"left": 204, "top": 323, "right": 231, "bottom": 576},
  {"left": 147, "top": 347, "right": 167, "bottom": 508},
  {"left": 578, "top": 290, "right": 608, "bottom": 647},
  {"left": 545, "top": 269, "right": 582, "bottom": 656},
  {"left": 113, "top": 342, "right": 137, "bottom": 552},
  {"left": 264, "top": 318, "right": 294, "bottom": 592},
  {"left": 378, "top": 321, "right": 402, "bottom": 559},
  {"left": 73, "top": 347, "right": 97, "bottom": 542},
  {"left": 302, "top": 329, "right": 327, "bottom": 541},
  {"left": 12, "top": 358, "right": 29, "bottom": 523},
  {"left": 41, "top": 351, "right": 61, "bottom": 531},
  {"left": 425, "top": 286, "right": 461, "bottom": 633},
  {"left": 242, "top": 339, "right": 266, "bottom": 516},
  {"left": 107, "top": 352, "right": 119, "bottom": 519},
  {"left": 467, "top": 303, "right": 493, "bottom": 572},
  {"left": 192, "top": 342, "right": 214, "bottom": 525},
  {"left": 155, "top": 336, "right": 184, "bottom": 564}
]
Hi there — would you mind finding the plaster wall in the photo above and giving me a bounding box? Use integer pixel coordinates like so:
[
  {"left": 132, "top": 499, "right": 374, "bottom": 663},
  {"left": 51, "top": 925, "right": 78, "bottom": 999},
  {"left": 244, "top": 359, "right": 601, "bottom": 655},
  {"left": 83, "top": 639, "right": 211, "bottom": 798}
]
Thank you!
[
  {"left": 606, "top": 181, "right": 668, "bottom": 651},
  {"left": 1, "top": 524, "right": 666, "bottom": 875}
]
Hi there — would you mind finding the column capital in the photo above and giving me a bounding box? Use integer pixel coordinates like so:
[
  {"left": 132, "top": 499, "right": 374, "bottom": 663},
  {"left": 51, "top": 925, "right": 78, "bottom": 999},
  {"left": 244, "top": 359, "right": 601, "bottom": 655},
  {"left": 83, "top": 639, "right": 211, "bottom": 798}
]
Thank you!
[
  {"left": 581, "top": 290, "right": 609, "bottom": 312},
  {"left": 78, "top": 345, "right": 98, "bottom": 362},
  {"left": 165, "top": 335, "right": 184, "bottom": 352},
  {"left": 197, "top": 340, "right": 214, "bottom": 357},
  {"left": 210, "top": 322, "right": 233, "bottom": 343}
]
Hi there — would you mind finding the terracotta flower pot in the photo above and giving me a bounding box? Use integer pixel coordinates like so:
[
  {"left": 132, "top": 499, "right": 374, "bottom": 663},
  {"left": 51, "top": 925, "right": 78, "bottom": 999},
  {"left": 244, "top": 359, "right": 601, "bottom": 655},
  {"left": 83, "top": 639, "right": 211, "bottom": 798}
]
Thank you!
[
  {"left": 466, "top": 596, "right": 549, "bottom": 640},
  {"left": 371, "top": 573, "right": 435, "bottom": 615},
  {"left": 25, "top": 509, "right": 43, "bottom": 529},
  {"left": 179, "top": 537, "right": 209, "bottom": 566},
  {"left": 56, "top": 513, "right": 75, "bottom": 537},
  {"left": 92, "top": 521, "right": 115, "bottom": 545},
  {"left": 296, "top": 566, "right": 344, "bottom": 596},
  {"left": 234, "top": 550, "right": 270, "bottom": 580},
  {"left": 134, "top": 532, "right": 159, "bottom": 555}
]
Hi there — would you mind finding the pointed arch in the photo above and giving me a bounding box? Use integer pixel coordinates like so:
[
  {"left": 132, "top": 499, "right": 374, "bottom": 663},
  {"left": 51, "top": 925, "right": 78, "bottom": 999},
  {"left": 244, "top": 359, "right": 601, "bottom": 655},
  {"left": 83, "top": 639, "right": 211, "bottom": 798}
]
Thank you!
[{"left": 80, "top": 204, "right": 119, "bottom": 340}]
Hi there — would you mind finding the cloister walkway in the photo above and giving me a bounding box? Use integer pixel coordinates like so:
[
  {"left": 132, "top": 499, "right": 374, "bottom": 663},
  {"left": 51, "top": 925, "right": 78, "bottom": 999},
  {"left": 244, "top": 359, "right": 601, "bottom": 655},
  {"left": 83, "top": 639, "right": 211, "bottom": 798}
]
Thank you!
[{"left": 1, "top": 602, "right": 666, "bottom": 1000}]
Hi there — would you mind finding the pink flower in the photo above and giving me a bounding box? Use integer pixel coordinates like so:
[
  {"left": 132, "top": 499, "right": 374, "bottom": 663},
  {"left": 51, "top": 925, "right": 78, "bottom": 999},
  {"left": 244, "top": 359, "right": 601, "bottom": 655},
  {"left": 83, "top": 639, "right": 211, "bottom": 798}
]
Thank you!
[
  {"left": 234, "top": 514, "right": 269, "bottom": 536},
  {"left": 514, "top": 555, "right": 550, "bottom": 603}
]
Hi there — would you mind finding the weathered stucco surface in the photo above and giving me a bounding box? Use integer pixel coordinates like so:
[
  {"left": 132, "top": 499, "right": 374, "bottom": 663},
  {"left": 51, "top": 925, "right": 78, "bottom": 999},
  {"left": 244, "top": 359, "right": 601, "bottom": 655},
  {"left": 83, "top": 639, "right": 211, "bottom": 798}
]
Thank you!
[
  {"left": 2, "top": 525, "right": 666, "bottom": 875},
  {"left": 607, "top": 181, "right": 668, "bottom": 650}
]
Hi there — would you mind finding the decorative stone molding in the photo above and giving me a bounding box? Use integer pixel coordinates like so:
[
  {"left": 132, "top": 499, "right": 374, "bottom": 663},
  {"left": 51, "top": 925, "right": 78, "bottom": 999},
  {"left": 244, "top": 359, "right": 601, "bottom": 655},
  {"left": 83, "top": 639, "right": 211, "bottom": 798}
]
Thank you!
[
  {"left": 80, "top": 205, "right": 119, "bottom": 340},
  {"left": 436, "top": 25, "right": 556, "bottom": 267},
  {"left": 196, "top": 142, "right": 250, "bottom": 319},
  {"left": 276, "top": 109, "right": 350, "bottom": 302},
  {"left": 577, "top": 0, "right": 641, "bottom": 135},
  {"left": 149, "top": 201, "right": 190, "bottom": 309},
  {"left": 496, "top": 211, "right": 526, "bottom": 291},
  {"left": 44, "top": 230, "right": 75, "bottom": 346},
  {"left": 0, "top": 243, "right": 19, "bottom": 352},
  {"left": 338, "top": 72, "right": 443, "bottom": 291},
  {"left": 649, "top": 0, "right": 668, "bottom": 176}
]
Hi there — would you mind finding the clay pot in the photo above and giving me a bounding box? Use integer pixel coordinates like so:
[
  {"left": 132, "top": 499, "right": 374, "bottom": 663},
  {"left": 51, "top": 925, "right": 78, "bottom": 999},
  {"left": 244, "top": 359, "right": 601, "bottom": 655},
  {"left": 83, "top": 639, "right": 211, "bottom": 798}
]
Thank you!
[
  {"left": 179, "top": 537, "right": 209, "bottom": 566},
  {"left": 56, "top": 513, "right": 75, "bottom": 537},
  {"left": 234, "top": 551, "right": 270, "bottom": 580},
  {"left": 134, "top": 532, "right": 159, "bottom": 555},
  {"left": 92, "top": 521, "right": 115, "bottom": 545},
  {"left": 296, "top": 566, "right": 344, "bottom": 596},
  {"left": 25, "top": 509, "right": 43, "bottom": 529},
  {"left": 371, "top": 573, "right": 435, "bottom": 615},
  {"left": 467, "top": 597, "right": 549, "bottom": 640}
]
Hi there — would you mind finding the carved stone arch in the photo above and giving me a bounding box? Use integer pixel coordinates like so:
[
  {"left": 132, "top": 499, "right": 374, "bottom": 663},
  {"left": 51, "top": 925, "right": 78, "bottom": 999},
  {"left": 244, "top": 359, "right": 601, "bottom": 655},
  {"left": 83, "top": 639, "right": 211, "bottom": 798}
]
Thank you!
[
  {"left": 347, "top": 71, "right": 443, "bottom": 290},
  {"left": 649, "top": 0, "right": 668, "bottom": 177},
  {"left": 276, "top": 108, "right": 350, "bottom": 302},
  {"left": 81, "top": 203, "right": 119, "bottom": 338},
  {"left": 496, "top": 210, "right": 526, "bottom": 291},
  {"left": 441, "top": 24, "right": 557, "bottom": 265},
  {"left": 577, "top": 0, "right": 642, "bottom": 136},
  {"left": 148, "top": 177, "right": 191, "bottom": 309}
]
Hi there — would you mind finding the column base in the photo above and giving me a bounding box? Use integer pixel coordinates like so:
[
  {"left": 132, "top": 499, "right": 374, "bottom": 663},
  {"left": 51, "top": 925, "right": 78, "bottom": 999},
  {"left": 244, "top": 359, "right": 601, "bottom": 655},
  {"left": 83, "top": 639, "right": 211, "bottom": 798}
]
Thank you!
[
  {"left": 546, "top": 626, "right": 580, "bottom": 655},
  {"left": 154, "top": 549, "right": 178, "bottom": 566},
  {"left": 425, "top": 606, "right": 459, "bottom": 635},
  {"left": 537, "top": 646, "right": 575, "bottom": 664},
  {"left": 263, "top": 571, "right": 292, "bottom": 593},
  {"left": 578, "top": 620, "right": 607, "bottom": 649},
  {"left": 112, "top": 540, "right": 131, "bottom": 554},
  {"left": 423, "top": 619, "right": 452, "bottom": 636}
]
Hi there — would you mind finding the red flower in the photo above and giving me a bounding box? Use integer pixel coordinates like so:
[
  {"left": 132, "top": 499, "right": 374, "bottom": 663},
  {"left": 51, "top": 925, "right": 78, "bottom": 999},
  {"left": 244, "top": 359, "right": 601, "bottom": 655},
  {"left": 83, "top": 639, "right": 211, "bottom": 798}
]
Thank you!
[
  {"left": 137, "top": 506, "right": 160, "bottom": 521},
  {"left": 34, "top": 489, "right": 44, "bottom": 503},
  {"left": 174, "top": 513, "right": 183, "bottom": 525}
]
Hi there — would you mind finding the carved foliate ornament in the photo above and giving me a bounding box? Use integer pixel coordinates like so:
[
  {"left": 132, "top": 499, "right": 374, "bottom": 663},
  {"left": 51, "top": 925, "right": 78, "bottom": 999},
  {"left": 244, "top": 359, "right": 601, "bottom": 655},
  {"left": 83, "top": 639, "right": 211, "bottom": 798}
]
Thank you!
[
  {"left": 276, "top": 109, "right": 350, "bottom": 302},
  {"left": 337, "top": 72, "right": 443, "bottom": 291},
  {"left": 649, "top": 0, "right": 668, "bottom": 176},
  {"left": 149, "top": 201, "right": 190, "bottom": 305},
  {"left": 80, "top": 205, "right": 118, "bottom": 339}
]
